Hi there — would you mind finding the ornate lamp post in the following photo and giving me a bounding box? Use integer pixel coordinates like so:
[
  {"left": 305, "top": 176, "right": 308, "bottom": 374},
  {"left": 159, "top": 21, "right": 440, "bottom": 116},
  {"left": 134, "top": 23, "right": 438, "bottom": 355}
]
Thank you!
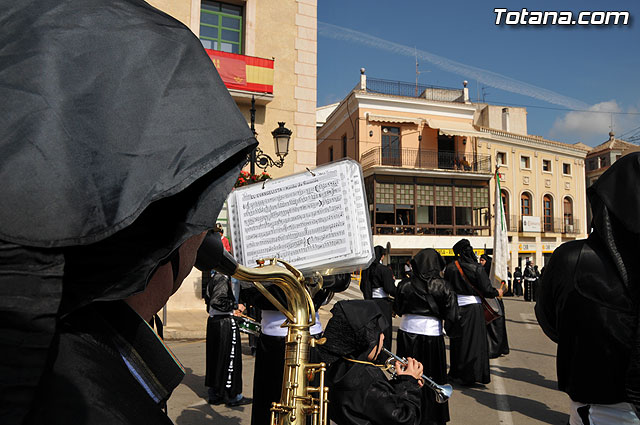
[{"left": 249, "top": 96, "right": 292, "bottom": 174}]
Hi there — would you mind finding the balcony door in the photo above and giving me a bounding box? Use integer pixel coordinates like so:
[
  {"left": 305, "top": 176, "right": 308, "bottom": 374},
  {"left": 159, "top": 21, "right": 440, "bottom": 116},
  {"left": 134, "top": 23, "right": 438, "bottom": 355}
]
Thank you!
[
  {"left": 543, "top": 195, "right": 553, "bottom": 232},
  {"left": 381, "top": 126, "right": 401, "bottom": 166},
  {"left": 437, "top": 134, "right": 455, "bottom": 169}
]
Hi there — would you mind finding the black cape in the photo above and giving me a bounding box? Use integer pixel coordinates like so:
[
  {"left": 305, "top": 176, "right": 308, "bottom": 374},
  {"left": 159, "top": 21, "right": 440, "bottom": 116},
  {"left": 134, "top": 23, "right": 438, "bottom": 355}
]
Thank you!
[
  {"left": 536, "top": 152, "right": 640, "bottom": 407},
  {"left": 0, "top": 1, "right": 256, "bottom": 423}
]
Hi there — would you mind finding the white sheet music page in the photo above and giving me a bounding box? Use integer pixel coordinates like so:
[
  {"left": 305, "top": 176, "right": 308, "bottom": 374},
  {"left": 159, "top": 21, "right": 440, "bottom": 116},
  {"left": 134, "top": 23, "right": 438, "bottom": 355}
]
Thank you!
[{"left": 227, "top": 159, "right": 373, "bottom": 275}]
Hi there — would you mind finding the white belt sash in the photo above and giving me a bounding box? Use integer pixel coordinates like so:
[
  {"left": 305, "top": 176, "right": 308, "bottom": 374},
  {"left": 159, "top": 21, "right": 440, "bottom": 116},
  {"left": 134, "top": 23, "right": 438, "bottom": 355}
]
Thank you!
[
  {"left": 457, "top": 294, "right": 481, "bottom": 306},
  {"left": 372, "top": 288, "right": 388, "bottom": 299},
  {"left": 400, "top": 314, "right": 442, "bottom": 336},
  {"left": 261, "top": 310, "right": 322, "bottom": 337}
]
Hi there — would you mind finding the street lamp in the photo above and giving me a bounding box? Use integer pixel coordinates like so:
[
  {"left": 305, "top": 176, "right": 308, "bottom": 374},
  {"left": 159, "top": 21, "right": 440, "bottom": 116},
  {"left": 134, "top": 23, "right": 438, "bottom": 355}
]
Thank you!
[{"left": 249, "top": 96, "right": 292, "bottom": 174}]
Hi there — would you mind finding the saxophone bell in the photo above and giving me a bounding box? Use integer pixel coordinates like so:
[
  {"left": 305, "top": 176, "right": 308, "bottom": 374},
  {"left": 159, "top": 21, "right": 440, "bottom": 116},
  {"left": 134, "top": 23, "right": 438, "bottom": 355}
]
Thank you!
[{"left": 381, "top": 348, "right": 453, "bottom": 404}]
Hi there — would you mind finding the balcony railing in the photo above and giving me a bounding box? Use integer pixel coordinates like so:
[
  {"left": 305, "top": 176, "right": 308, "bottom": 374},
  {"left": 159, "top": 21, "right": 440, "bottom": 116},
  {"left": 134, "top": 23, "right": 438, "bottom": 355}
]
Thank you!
[
  {"left": 364, "top": 77, "right": 465, "bottom": 102},
  {"left": 372, "top": 224, "right": 490, "bottom": 237},
  {"left": 361, "top": 147, "right": 492, "bottom": 173},
  {"left": 507, "top": 215, "right": 581, "bottom": 234}
]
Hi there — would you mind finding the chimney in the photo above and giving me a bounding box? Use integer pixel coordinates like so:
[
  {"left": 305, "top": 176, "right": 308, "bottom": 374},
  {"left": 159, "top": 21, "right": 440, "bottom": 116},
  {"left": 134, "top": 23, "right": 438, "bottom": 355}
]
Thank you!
[
  {"left": 463, "top": 80, "right": 470, "bottom": 103},
  {"left": 360, "top": 68, "right": 367, "bottom": 91},
  {"left": 609, "top": 131, "right": 615, "bottom": 141},
  {"left": 502, "top": 108, "right": 510, "bottom": 132}
]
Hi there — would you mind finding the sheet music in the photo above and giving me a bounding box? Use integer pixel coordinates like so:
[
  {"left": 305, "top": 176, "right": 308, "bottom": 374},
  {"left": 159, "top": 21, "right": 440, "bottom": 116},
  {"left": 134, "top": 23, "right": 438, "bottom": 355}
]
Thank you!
[{"left": 228, "top": 159, "right": 373, "bottom": 275}]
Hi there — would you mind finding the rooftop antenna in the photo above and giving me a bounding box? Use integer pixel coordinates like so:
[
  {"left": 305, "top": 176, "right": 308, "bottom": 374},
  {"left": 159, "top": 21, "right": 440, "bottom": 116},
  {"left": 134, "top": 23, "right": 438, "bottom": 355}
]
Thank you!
[
  {"left": 481, "top": 86, "right": 490, "bottom": 103},
  {"left": 414, "top": 47, "right": 430, "bottom": 96}
]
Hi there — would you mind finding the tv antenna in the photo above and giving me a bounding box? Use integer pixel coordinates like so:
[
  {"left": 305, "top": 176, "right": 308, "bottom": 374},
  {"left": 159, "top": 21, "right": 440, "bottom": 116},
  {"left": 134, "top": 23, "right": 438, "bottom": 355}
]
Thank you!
[{"left": 414, "top": 47, "right": 430, "bottom": 96}]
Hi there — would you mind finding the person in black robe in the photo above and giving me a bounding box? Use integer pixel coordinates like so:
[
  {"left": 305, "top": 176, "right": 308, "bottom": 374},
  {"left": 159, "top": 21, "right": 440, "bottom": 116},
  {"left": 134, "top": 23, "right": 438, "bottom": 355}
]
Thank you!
[
  {"left": 513, "top": 267, "right": 523, "bottom": 297},
  {"left": 523, "top": 261, "right": 537, "bottom": 302},
  {"left": 242, "top": 274, "right": 351, "bottom": 425},
  {"left": 317, "top": 300, "right": 423, "bottom": 425},
  {"left": 479, "top": 255, "right": 510, "bottom": 359},
  {"left": 204, "top": 271, "right": 251, "bottom": 406},
  {"left": 360, "top": 245, "right": 397, "bottom": 349},
  {"left": 444, "top": 239, "right": 501, "bottom": 385},
  {"left": 0, "top": 1, "right": 256, "bottom": 423},
  {"left": 394, "top": 249, "right": 458, "bottom": 425},
  {"left": 536, "top": 152, "right": 640, "bottom": 424}
]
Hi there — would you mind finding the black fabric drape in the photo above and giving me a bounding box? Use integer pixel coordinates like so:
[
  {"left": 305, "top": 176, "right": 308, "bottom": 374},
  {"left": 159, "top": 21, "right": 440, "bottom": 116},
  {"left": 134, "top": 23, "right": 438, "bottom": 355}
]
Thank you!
[
  {"left": 486, "top": 298, "right": 509, "bottom": 358},
  {"left": 397, "top": 330, "right": 449, "bottom": 425},
  {"left": 448, "top": 304, "right": 490, "bottom": 385}
]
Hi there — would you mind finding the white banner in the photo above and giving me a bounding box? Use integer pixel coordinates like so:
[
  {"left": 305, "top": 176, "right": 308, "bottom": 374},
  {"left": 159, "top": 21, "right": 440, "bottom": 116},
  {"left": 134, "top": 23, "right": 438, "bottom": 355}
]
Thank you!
[
  {"left": 522, "top": 216, "right": 541, "bottom": 232},
  {"left": 489, "top": 168, "right": 509, "bottom": 288}
]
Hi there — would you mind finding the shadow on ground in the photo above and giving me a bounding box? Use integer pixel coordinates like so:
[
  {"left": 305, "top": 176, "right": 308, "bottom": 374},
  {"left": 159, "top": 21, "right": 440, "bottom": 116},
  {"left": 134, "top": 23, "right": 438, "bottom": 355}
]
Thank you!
[{"left": 457, "top": 384, "right": 568, "bottom": 424}]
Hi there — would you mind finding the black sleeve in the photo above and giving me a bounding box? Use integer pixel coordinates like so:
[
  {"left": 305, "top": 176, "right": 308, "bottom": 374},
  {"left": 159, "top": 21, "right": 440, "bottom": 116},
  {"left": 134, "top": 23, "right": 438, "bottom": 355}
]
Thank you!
[
  {"left": 322, "top": 273, "right": 351, "bottom": 293},
  {"left": 360, "top": 268, "right": 373, "bottom": 300},
  {"left": 239, "top": 281, "right": 287, "bottom": 310},
  {"left": 535, "top": 245, "right": 576, "bottom": 344},
  {"left": 431, "top": 278, "right": 459, "bottom": 324},
  {"left": 474, "top": 265, "right": 499, "bottom": 298},
  {"left": 393, "top": 280, "right": 410, "bottom": 316},
  {"left": 362, "top": 374, "right": 422, "bottom": 425},
  {"left": 380, "top": 266, "right": 397, "bottom": 297}
]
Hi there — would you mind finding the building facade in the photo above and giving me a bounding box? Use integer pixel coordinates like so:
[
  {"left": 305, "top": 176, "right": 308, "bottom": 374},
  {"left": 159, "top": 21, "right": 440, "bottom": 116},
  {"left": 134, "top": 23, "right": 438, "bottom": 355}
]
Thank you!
[
  {"left": 146, "top": 0, "right": 317, "bottom": 309},
  {"left": 317, "top": 71, "right": 588, "bottom": 276},
  {"left": 584, "top": 132, "right": 640, "bottom": 226}
]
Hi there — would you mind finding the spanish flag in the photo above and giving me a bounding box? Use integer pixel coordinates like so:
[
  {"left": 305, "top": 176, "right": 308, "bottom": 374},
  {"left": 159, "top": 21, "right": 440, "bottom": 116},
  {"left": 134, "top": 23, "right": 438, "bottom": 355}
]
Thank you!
[{"left": 205, "top": 49, "right": 274, "bottom": 94}]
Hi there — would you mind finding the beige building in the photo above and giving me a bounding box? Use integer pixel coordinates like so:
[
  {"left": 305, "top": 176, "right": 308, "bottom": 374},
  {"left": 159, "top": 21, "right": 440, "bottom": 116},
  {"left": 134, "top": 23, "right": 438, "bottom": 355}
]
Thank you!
[
  {"left": 584, "top": 132, "right": 640, "bottom": 225},
  {"left": 146, "top": 0, "right": 318, "bottom": 310},
  {"left": 317, "top": 71, "right": 588, "bottom": 276}
]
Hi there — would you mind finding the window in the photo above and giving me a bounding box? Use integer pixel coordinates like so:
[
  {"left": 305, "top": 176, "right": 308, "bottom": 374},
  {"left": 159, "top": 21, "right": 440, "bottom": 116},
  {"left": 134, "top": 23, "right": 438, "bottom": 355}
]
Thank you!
[
  {"left": 496, "top": 152, "right": 507, "bottom": 166},
  {"left": 200, "top": 2, "right": 243, "bottom": 54},
  {"left": 542, "top": 159, "right": 551, "bottom": 172},
  {"left": 500, "top": 190, "right": 510, "bottom": 229},
  {"left": 328, "top": 146, "right": 334, "bottom": 162},
  {"left": 543, "top": 195, "right": 553, "bottom": 231},
  {"left": 520, "top": 156, "right": 531, "bottom": 169},
  {"left": 381, "top": 126, "right": 401, "bottom": 166},
  {"left": 600, "top": 156, "right": 608, "bottom": 167},
  {"left": 563, "top": 163, "right": 571, "bottom": 175},
  {"left": 342, "top": 134, "right": 347, "bottom": 158},
  {"left": 587, "top": 158, "right": 598, "bottom": 171},
  {"left": 521, "top": 192, "right": 532, "bottom": 216},
  {"left": 563, "top": 197, "right": 574, "bottom": 231}
]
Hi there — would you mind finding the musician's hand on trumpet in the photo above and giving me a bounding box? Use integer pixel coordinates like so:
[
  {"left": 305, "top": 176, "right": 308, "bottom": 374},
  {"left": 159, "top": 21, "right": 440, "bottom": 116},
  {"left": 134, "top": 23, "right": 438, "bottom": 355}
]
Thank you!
[{"left": 395, "top": 357, "right": 424, "bottom": 387}]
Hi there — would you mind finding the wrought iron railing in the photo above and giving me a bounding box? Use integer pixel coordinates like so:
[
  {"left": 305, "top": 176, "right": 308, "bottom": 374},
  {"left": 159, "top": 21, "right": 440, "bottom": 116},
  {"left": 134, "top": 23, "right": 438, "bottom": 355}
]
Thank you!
[
  {"left": 364, "top": 77, "right": 465, "bottom": 102},
  {"left": 361, "top": 147, "right": 492, "bottom": 173},
  {"left": 507, "top": 215, "right": 581, "bottom": 234}
]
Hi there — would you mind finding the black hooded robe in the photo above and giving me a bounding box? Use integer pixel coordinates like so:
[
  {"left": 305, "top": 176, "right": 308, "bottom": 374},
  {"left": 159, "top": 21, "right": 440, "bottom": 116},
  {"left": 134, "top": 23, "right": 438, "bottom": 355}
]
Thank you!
[
  {"left": 204, "top": 272, "right": 243, "bottom": 403},
  {"left": 360, "top": 246, "right": 396, "bottom": 350},
  {"left": 0, "top": 1, "right": 256, "bottom": 423},
  {"left": 394, "top": 249, "right": 458, "bottom": 425},
  {"left": 318, "top": 300, "right": 422, "bottom": 425},
  {"left": 444, "top": 241, "right": 499, "bottom": 385},
  {"left": 536, "top": 153, "right": 640, "bottom": 421}
]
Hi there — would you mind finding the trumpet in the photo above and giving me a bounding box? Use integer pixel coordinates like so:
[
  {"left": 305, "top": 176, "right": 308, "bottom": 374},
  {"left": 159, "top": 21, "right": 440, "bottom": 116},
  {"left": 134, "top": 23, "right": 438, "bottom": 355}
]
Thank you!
[{"left": 381, "top": 348, "right": 453, "bottom": 404}]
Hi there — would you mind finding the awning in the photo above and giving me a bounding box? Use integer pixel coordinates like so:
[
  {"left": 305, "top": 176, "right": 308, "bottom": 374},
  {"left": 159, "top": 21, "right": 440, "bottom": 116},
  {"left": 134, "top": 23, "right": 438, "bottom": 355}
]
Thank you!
[
  {"left": 423, "top": 117, "right": 484, "bottom": 138},
  {"left": 366, "top": 112, "right": 421, "bottom": 125}
]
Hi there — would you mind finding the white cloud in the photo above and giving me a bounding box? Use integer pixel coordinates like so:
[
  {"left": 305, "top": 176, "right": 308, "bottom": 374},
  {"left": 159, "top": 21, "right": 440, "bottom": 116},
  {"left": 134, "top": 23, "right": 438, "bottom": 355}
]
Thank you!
[{"left": 550, "top": 100, "right": 640, "bottom": 145}]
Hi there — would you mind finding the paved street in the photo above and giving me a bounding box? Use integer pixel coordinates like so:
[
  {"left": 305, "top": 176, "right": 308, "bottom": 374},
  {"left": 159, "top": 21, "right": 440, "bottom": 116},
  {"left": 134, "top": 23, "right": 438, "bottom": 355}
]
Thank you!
[{"left": 167, "top": 292, "right": 569, "bottom": 424}]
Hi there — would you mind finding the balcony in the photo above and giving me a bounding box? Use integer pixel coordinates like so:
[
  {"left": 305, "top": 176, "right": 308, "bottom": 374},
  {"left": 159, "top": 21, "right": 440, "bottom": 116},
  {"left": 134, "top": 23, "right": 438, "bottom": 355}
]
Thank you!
[
  {"left": 363, "top": 78, "right": 466, "bottom": 103},
  {"left": 205, "top": 49, "right": 274, "bottom": 102},
  {"left": 507, "top": 215, "right": 581, "bottom": 234},
  {"left": 361, "top": 147, "right": 492, "bottom": 174}
]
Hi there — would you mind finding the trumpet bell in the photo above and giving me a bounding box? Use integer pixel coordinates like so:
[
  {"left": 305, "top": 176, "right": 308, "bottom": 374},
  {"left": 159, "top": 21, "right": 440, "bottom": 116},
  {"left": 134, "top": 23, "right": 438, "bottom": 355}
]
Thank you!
[{"left": 434, "top": 384, "right": 453, "bottom": 404}]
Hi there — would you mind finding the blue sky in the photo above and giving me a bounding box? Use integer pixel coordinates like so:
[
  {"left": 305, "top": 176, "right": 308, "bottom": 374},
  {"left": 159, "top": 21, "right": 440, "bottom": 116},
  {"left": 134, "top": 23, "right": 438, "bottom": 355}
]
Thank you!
[{"left": 317, "top": 1, "right": 640, "bottom": 147}]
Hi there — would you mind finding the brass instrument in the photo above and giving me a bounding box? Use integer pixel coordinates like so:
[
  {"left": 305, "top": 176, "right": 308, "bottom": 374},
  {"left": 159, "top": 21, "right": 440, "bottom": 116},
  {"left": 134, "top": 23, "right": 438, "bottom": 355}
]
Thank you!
[
  {"left": 196, "top": 233, "right": 328, "bottom": 425},
  {"left": 382, "top": 348, "right": 453, "bottom": 404},
  {"left": 232, "top": 258, "right": 328, "bottom": 425}
]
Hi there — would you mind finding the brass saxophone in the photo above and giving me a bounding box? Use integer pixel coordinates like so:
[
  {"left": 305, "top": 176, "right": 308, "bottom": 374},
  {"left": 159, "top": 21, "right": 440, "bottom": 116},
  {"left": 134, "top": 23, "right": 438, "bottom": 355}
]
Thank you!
[{"left": 197, "top": 234, "right": 328, "bottom": 425}]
